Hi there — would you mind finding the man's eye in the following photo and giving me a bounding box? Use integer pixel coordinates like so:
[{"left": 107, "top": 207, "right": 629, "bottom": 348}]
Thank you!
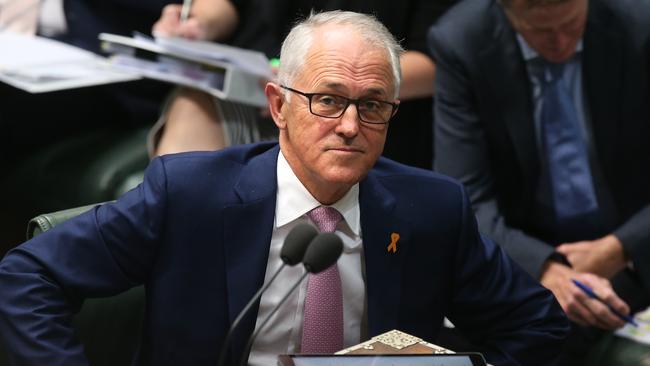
[
  {"left": 360, "top": 100, "right": 381, "bottom": 111},
  {"left": 318, "top": 96, "right": 336, "bottom": 105},
  {"left": 315, "top": 95, "right": 345, "bottom": 108}
]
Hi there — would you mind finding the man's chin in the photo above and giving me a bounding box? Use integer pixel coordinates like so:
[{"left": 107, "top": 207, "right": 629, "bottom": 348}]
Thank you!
[
  {"left": 320, "top": 168, "right": 365, "bottom": 186},
  {"left": 541, "top": 50, "right": 575, "bottom": 64}
]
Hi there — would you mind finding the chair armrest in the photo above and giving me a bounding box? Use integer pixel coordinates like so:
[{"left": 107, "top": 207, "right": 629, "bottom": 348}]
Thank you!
[{"left": 26, "top": 202, "right": 108, "bottom": 239}]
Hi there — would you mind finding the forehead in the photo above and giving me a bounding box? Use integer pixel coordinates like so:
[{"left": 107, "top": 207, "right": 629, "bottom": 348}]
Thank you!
[{"left": 295, "top": 25, "right": 395, "bottom": 96}]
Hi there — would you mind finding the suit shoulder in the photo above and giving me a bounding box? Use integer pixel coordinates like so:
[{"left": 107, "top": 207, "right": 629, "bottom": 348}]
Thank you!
[
  {"left": 156, "top": 142, "right": 278, "bottom": 173},
  {"left": 145, "top": 142, "right": 277, "bottom": 196},
  {"left": 372, "top": 157, "right": 465, "bottom": 194},
  {"left": 600, "top": 0, "right": 650, "bottom": 36},
  {"left": 428, "top": 0, "right": 493, "bottom": 50}
]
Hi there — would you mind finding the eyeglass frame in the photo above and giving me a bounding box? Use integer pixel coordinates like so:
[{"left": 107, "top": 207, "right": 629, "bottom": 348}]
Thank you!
[{"left": 279, "top": 85, "right": 399, "bottom": 125}]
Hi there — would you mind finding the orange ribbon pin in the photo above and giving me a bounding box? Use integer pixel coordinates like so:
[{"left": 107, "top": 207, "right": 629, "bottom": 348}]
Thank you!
[{"left": 387, "top": 232, "right": 400, "bottom": 253}]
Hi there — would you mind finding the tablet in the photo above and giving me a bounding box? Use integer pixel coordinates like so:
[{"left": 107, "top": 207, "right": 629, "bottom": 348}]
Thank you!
[{"left": 277, "top": 353, "right": 487, "bottom": 366}]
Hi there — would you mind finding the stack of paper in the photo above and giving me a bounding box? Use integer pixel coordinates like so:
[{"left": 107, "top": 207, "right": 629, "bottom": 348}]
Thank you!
[{"left": 0, "top": 33, "right": 139, "bottom": 93}]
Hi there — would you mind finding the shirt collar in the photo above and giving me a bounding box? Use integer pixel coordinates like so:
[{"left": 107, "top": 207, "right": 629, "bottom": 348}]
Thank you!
[
  {"left": 515, "top": 33, "right": 583, "bottom": 62},
  {"left": 275, "top": 150, "right": 361, "bottom": 236}
]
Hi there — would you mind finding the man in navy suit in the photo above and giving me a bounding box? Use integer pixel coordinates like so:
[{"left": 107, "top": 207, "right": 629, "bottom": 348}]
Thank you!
[
  {"left": 429, "top": 0, "right": 650, "bottom": 361},
  {"left": 0, "top": 10, "right": 568, "bottom": 366}
]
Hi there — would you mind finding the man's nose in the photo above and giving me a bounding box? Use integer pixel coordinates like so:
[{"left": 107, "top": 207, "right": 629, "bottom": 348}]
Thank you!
[{"left": 336, "top": 103, "right": 360, "bottom": 137}]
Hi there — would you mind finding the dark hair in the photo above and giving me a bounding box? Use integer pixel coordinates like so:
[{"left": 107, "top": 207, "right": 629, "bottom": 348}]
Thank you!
[{"left": 499, "top": 0, "right": 571, "bottom": 8}]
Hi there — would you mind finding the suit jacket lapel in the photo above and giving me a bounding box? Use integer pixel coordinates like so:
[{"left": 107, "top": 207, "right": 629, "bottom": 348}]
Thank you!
[
  {"left": 222, "top": 145, "right": 279, "bottom": 359},
  {"left": 478, "top": 3, "right": 540, "bottom": 188},
  {"left": 360, "top": 169, "right": 412, "bottom": 337},
  {"left": 583, "top": 1, "right": 622, "bottom": 182}
]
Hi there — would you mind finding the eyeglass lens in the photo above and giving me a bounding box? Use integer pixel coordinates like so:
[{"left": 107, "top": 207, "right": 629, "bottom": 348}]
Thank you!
[{"left": 310, "top": 94, "right": 392, "bottom": 123}]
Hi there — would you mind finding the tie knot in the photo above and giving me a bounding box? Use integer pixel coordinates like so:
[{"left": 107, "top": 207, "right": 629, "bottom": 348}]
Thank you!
[
  {"left": 307, "top": 206, "right": 342, "bottom": 233},
  {"left": 539, "top": 60, "right": 565, "bottom": 83}
]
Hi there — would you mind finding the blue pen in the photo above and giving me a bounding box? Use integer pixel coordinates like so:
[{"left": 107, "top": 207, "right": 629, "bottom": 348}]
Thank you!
[{"left": 571, "top": 279, "right": 638, "bottom": 327}]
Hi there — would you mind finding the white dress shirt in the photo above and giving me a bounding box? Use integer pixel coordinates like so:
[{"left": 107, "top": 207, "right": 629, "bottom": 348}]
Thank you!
[{"left": 247, "top": 150, "right": 365, "bottom": 366}]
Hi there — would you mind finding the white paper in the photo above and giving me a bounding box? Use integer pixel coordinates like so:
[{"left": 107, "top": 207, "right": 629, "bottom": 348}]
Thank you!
[
  {"left": 0, "top": 33, "right": 139, "bottom": 92},
  {"left": 615, "top": 307, "right": 650, "bottom": 345},
  {"left": 0, "top": 33, "right": 94, "bottom": 69}
]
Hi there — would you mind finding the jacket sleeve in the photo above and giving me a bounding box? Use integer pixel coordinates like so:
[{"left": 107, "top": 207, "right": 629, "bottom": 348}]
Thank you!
[
  {"left": 0, "top": 158, "right": 169, "bottom": 366},
  {"left": 615, "top": 206, "right": 650, "bottom": 288}
]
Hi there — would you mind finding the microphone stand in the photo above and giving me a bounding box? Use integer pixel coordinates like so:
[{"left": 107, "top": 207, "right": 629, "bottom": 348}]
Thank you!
[
  {"left": 216, "top": 223, "right": 317, "bottom": 366},
  {"left": 216, "top": 262, "right": 287, "bottom": 366},
  {"left": 238, "top": 271, "right": 310, "bottom": 366}
]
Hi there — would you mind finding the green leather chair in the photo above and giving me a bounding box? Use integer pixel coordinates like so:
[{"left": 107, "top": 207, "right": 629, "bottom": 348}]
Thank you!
[
  {"left": 1, "top": 204, "right": 145, "bottom": 366},
  {"left": 1, "top": 127, "right": 148, "bottom": 252}
]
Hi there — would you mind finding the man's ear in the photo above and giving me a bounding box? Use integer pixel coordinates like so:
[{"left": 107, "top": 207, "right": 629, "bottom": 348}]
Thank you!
[{"left": 265, "top": 82, "right": 287, "bottom": 129}]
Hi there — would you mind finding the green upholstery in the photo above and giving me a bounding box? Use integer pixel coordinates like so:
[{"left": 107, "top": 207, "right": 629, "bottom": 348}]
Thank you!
[
  {"left": 0, "top": 204, "right": 145, "bottom": 366},
  {"left": 584, "top": 332, "right": 650, "bottom": 366},
  {"left": 1, "top": 127, "right": 148, "bottom": 252},
  {"left": 6, "top": 128, "right": 147, "bottom": 211},
  {"left": 25, "top": 203, "right": 102, "bottom": 239}
]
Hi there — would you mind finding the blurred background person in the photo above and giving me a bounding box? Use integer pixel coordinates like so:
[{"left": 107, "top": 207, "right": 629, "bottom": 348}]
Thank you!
[{"left": 429, "top": 0, "right": 650, "bottom": 363}]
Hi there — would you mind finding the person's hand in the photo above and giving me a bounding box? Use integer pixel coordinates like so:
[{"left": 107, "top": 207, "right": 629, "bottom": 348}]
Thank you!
[
  {"left": 556, "top": 235, "right": 627, "bottom": 279},
  {"left": 152, "top": 4, "right": 210, "bottom": 40},
  {"left": 540, "top": 261, "right": 630, "bottom": 330}
]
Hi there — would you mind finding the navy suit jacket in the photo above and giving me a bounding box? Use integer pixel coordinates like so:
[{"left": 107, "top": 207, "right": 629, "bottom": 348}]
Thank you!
[
  {"left": 429, "top": 0, "right": 650, "bottom": 294},
  {"left": 0, "top": 143, "right": 568, "bottom": 366}
]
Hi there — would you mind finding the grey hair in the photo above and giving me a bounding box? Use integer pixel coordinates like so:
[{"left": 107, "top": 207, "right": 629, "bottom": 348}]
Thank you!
[{"left": 277, "top": 10, "right": 404, "bottom": 98}]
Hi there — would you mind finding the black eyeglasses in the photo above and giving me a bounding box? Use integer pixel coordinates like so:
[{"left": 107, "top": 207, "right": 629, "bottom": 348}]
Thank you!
[{"left": 280, "top": 85, "right": 399, "bottom": 124}]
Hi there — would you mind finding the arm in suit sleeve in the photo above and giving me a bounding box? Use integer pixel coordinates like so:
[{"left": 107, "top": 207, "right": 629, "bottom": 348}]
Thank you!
[
  {"left": 448, "top": 186, "right": 569, "bottom": 366},
  {"left": 0, "top": 158, "right": 169, "bottom": 366},
  {"left": 610, "top": 20, "right": 650, "bottom": 285},
  {"left": 428, "top": 26, "right": 556, "bottom": 279},
  {"left": 614, "top": 205, "right": 650, "bottom": 285}
]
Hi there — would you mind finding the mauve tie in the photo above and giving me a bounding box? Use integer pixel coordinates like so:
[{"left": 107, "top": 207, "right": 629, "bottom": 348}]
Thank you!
[{"left": 301, "top": 206, "right": 343, "bottom": 354}]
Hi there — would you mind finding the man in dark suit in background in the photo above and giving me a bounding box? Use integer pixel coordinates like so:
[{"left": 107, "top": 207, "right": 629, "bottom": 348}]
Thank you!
[
  {"left": 429, "top": 0, "right": 650, "bottom": 361},
  {"left": 0, "top": 10, "right": 568, "bottom": 366}
]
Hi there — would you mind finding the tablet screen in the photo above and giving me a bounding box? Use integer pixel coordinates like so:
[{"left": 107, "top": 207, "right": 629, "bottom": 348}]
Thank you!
[{"left": 278, "top": 353, "right": 486, "bottom": 366}]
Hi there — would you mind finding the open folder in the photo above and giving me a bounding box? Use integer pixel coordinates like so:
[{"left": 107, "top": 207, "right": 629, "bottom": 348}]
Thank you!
[{"left": 99, "top": 33, "right": 272, "bottom": 108}]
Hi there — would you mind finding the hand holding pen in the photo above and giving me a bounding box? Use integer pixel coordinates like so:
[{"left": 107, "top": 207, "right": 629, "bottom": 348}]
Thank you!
[
  {"left": 541, "top": 262, "right": 631, "bottom": 330},
  {"left": 572, "top": 279, "right": 638, "bottom": 327},
  {"left": 152, "top": 2, "right": 208, "bottom": 40}
]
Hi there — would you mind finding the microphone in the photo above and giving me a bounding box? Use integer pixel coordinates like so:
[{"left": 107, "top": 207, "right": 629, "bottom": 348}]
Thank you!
[
  {"left": 280, "top": 224, "right": 318, "bottom": 265},
  {"left": 216, "top": 223, "right": 318, "bottom": 366},
  {"left": 239, "top": 232, "right": 343, "bottom": 366}
]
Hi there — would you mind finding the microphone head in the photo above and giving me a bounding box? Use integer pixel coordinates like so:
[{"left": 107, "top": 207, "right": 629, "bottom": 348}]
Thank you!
[
  {"left": 280, "top": 223, "right": 318, "bottom": 265},
  {"left": 302, "top": 233, "right": 343, "bottom": 274}
]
